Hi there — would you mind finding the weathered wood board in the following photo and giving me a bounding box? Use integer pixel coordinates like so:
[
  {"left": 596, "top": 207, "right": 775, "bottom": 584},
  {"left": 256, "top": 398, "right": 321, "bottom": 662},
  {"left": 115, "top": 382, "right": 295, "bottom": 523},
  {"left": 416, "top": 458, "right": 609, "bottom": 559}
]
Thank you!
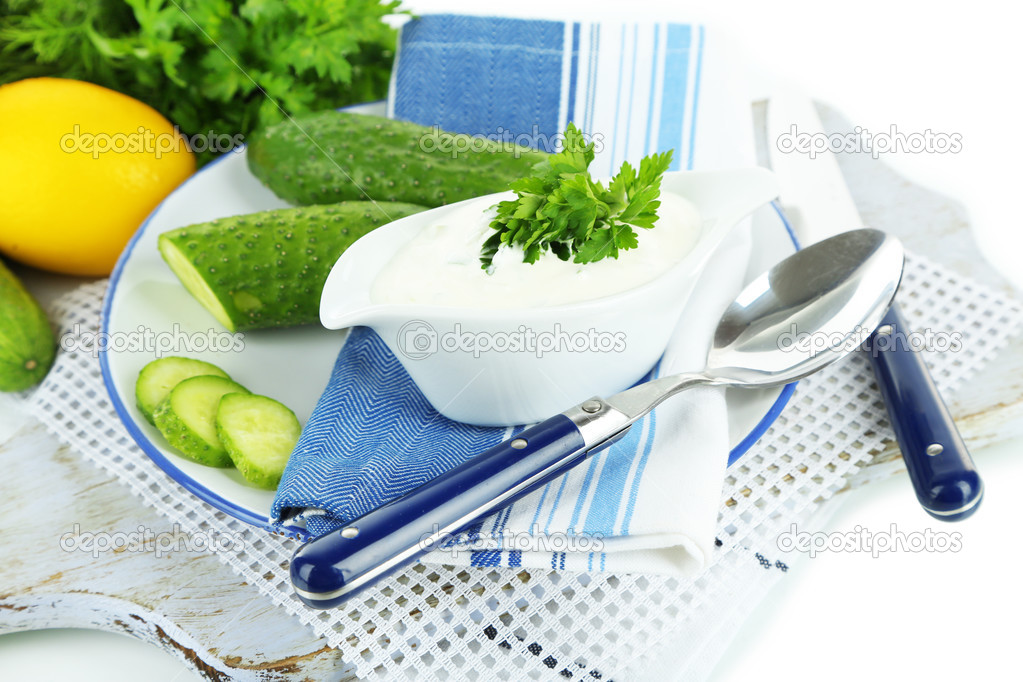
[{"left": 0, "top": 426, "right": 356, "bottom": 681}]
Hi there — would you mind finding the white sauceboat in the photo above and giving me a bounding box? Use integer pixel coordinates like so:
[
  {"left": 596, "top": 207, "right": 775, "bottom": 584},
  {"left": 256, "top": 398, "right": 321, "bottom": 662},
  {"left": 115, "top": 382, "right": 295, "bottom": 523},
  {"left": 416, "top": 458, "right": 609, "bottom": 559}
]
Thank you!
[{"left": 320, "top": 167, "right": 781, "bottom": 426}]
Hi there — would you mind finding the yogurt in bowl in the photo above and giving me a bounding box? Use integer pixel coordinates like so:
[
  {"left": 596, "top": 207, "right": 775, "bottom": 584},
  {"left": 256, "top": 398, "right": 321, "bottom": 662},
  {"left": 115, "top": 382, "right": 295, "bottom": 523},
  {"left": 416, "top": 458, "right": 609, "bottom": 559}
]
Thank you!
[
  {"left": 371, "top": 190, "right": 703, "bottom": 309},
  {"left": 320, "top": 167, "right": 780, "bottom": 426}
]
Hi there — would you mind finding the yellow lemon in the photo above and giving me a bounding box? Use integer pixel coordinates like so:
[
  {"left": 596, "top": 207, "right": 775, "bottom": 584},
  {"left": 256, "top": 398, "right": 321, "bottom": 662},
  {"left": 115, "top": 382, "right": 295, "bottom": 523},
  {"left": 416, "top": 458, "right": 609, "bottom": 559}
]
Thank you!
[{"left": 0, "top": 78, "right": 195, "bottom": 276}]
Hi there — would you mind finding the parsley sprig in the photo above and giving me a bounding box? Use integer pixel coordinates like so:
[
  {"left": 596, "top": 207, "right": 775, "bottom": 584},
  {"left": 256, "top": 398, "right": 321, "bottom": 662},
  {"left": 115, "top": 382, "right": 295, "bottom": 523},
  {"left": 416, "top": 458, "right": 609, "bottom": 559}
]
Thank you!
[
  {"left": 481, "top": 123, "right": 673, "bottom": 270},
  {"left": 0, "top": 0, "right": 403, "bottom": 166}
]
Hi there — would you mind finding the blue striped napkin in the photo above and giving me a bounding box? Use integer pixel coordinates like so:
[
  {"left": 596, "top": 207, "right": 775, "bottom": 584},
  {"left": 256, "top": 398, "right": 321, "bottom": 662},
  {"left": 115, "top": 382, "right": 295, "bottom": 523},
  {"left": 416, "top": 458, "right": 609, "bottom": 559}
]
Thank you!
[{"left": 272, "top": 14, "right": 756, "bottom": 575}]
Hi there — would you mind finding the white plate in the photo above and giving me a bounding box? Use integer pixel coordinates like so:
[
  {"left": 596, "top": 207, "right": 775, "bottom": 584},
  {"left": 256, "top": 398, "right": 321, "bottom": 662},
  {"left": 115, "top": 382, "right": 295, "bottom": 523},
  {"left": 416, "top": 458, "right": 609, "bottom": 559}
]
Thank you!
[{"left": 99, "top": 103, "right": 797, "bottom": 536}]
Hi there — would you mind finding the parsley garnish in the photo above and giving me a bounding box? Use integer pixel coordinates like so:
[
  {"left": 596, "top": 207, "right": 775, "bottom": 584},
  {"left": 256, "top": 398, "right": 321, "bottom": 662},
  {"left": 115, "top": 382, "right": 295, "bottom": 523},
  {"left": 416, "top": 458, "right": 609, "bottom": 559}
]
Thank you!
[
  {"left": 0, "top": 0, "right": 404, "bottom": 166},
  {"left": 481, "top": 123, "right": 673, "bottom": 269}
]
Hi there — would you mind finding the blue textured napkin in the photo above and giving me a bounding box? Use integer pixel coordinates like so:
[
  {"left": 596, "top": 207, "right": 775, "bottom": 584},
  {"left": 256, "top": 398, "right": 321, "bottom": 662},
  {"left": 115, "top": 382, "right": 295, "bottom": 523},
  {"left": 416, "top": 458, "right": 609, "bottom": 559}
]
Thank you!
[
  {"left": 274, "top": 326, "right": 509, "bottom": 538},
  {"left": 273, "top": 14, "right": 756, "bottom": 575}
]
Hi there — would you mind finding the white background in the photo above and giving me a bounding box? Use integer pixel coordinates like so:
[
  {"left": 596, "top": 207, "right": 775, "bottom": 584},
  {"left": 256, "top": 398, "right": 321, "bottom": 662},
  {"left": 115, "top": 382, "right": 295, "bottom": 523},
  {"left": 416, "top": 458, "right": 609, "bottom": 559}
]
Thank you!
[{"left": 2, "top": 1, "right": 1021, "bottom": 680}]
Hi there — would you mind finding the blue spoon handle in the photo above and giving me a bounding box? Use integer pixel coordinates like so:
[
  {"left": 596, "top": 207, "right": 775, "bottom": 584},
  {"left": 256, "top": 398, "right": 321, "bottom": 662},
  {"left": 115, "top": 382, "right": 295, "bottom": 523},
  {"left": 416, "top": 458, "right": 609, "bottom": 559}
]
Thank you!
[
  {"left": 290, "top": 412, "right": 628, "bottom": 608},
  {"left": 866, "top": 304, "right": 982, "bottom": 521}
]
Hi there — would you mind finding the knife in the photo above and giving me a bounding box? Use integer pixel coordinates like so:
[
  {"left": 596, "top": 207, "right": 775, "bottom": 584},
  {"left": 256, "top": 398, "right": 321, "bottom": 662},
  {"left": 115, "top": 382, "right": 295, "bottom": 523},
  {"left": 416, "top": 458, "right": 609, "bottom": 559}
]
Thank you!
[{"left": 767, "top": 94, "right": 983, "bottom": 521}]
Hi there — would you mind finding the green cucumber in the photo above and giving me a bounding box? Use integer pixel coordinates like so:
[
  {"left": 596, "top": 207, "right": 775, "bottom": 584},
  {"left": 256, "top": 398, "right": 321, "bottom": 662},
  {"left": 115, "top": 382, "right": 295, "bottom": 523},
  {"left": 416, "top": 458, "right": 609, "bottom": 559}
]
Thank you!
[
  {"left": 0, "top": 259, "right": 55, "bottom": 392},
  {"left": 216, "top": 393, "right": 301, "bottom": 490},
  {"left": 247, "top": 111, "right": 549, "bottom": 208},
  {"left": 158, "top": 201, "right": 425, "bottom": 332},
  {"left": 153, "top": 375, "right": 250, "bottom": 467},
  {"left": 135, "top": 356, "right": 230, "bottom": 425}
]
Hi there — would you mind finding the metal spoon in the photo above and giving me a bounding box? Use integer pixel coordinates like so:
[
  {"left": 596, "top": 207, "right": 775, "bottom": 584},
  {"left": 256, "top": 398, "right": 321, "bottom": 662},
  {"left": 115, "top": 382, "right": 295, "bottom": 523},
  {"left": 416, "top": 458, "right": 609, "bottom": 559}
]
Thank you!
[{"left": 291, "top": 228, "right": 904, "bottom": 608}]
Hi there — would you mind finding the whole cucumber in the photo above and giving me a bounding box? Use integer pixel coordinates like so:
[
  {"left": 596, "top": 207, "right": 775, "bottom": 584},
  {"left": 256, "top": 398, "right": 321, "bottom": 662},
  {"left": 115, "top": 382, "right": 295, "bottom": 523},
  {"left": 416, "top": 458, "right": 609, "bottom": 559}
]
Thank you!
[
  {"left": 158, "top": 201, "right": 426, "bottom": 332},
  {"left": 247, "top": 111, "right": 548, "bottom": 207},
  {"left": 0, "top": 259, "right": 55, "bottom": 392}
]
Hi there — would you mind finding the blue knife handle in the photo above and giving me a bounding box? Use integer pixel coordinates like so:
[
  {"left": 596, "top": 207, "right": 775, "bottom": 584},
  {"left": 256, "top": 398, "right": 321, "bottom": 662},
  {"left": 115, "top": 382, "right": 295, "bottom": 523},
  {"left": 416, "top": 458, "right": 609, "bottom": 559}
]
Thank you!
[
  {"left": 291, "top": 413, "right": 625, "bottom": 608},
  {"left": 866, "top": 304, "right": 982, "bottom": 521}
]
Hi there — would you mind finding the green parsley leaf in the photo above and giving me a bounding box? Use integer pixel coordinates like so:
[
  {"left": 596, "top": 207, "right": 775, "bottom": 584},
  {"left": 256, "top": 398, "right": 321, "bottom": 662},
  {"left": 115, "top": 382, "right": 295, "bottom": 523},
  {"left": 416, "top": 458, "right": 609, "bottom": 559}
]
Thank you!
[{"left": 483, "top": 122, "right": 673, "bottom": 269}]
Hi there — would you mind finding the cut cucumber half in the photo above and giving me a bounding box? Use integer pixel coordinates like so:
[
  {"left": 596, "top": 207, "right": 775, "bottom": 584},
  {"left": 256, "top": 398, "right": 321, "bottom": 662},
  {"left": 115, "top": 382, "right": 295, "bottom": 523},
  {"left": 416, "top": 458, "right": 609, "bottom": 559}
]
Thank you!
[
  {"left": 153, "top": 375, "right": 250, "bottom": 467},
  {"left": 157, "top": 201, "right": 426, "bottom": 332},
  {"left": 216, "top": 393, "right": 301, "bottom": 489},
  {"left": 135, "top": 356, "right": 230, "bottom": 425}
]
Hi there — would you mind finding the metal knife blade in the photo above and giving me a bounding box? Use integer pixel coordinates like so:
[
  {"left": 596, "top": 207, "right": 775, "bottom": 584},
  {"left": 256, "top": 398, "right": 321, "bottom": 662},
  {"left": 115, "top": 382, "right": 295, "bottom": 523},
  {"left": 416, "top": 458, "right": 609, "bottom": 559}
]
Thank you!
[{"left": 765, "top": 93, "right": 983, "bottom": 521}]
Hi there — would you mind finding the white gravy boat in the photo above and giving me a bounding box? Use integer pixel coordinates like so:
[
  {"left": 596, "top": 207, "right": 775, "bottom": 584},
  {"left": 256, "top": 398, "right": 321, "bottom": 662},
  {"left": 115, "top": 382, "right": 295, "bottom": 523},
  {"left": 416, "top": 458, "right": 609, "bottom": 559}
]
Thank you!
[{"left": 320, "top": 168, "right": 780, "bottom": 426}]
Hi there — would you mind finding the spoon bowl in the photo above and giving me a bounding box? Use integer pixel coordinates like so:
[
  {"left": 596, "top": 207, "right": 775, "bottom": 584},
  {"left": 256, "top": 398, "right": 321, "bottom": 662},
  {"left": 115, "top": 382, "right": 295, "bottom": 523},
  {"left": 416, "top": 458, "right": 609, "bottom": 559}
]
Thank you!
[
  {"left": 604, "top": 228, "right": 904, "bottom": 417},
  {"left": 710, "top": 227, "right": 904, "bottom": 383}
]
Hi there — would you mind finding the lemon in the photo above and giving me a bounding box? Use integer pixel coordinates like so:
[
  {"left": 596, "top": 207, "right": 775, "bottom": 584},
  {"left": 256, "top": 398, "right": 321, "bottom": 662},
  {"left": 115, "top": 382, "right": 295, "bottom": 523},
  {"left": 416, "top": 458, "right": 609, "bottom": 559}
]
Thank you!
[{"left": 0, "top": 78, "right": 195, "bottom": 276}]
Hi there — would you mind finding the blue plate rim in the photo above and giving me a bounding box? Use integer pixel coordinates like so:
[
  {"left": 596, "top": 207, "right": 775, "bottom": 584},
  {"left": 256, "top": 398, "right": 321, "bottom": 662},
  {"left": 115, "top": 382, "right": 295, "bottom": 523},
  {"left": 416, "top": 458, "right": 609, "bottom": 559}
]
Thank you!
[{"left": 98, "top": 122, "right": 800, "bottom": 539}]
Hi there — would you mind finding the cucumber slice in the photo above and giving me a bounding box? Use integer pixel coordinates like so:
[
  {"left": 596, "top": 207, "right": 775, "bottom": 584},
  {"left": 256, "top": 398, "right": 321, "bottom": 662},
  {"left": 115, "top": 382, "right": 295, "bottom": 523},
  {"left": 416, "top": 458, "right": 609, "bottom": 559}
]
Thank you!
[
  {"left": 135, "top": 356, "right": 230, "bottom": 425},
  {"left": 216, "top": 393, "right": 301, "bottom": 489},
  {"left": 153, "top": 375, "right": 250, "bottom": 467}
]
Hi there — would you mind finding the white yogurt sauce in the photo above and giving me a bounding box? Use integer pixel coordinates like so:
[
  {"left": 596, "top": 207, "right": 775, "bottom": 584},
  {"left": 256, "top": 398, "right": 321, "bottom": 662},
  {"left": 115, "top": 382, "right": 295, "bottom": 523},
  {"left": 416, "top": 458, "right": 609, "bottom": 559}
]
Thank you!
[{"left": 370, "top": 192, "right": 702, "bottom": 308}]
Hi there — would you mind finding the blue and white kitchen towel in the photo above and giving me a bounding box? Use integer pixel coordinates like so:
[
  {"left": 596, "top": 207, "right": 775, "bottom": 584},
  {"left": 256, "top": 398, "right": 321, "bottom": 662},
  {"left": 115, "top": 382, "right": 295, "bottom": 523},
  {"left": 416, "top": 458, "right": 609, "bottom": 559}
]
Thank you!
[{"left": 272, "top": 14, "right": 758, "bottom": 576}]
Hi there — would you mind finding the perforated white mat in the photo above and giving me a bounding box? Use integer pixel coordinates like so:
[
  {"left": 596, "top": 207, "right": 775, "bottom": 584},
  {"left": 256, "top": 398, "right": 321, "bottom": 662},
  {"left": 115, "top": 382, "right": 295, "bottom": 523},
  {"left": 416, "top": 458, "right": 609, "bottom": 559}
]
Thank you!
[{"left": 12, "top": 251, "right": 1020, "bottom": 681}]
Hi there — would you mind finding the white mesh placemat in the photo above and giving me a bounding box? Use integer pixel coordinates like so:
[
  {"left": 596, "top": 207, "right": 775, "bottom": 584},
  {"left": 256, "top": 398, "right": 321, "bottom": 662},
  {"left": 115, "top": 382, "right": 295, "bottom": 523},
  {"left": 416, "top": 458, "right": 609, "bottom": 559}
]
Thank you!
[{"left": 14, "top": 250, "right": 1021, "bottom": 681}]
